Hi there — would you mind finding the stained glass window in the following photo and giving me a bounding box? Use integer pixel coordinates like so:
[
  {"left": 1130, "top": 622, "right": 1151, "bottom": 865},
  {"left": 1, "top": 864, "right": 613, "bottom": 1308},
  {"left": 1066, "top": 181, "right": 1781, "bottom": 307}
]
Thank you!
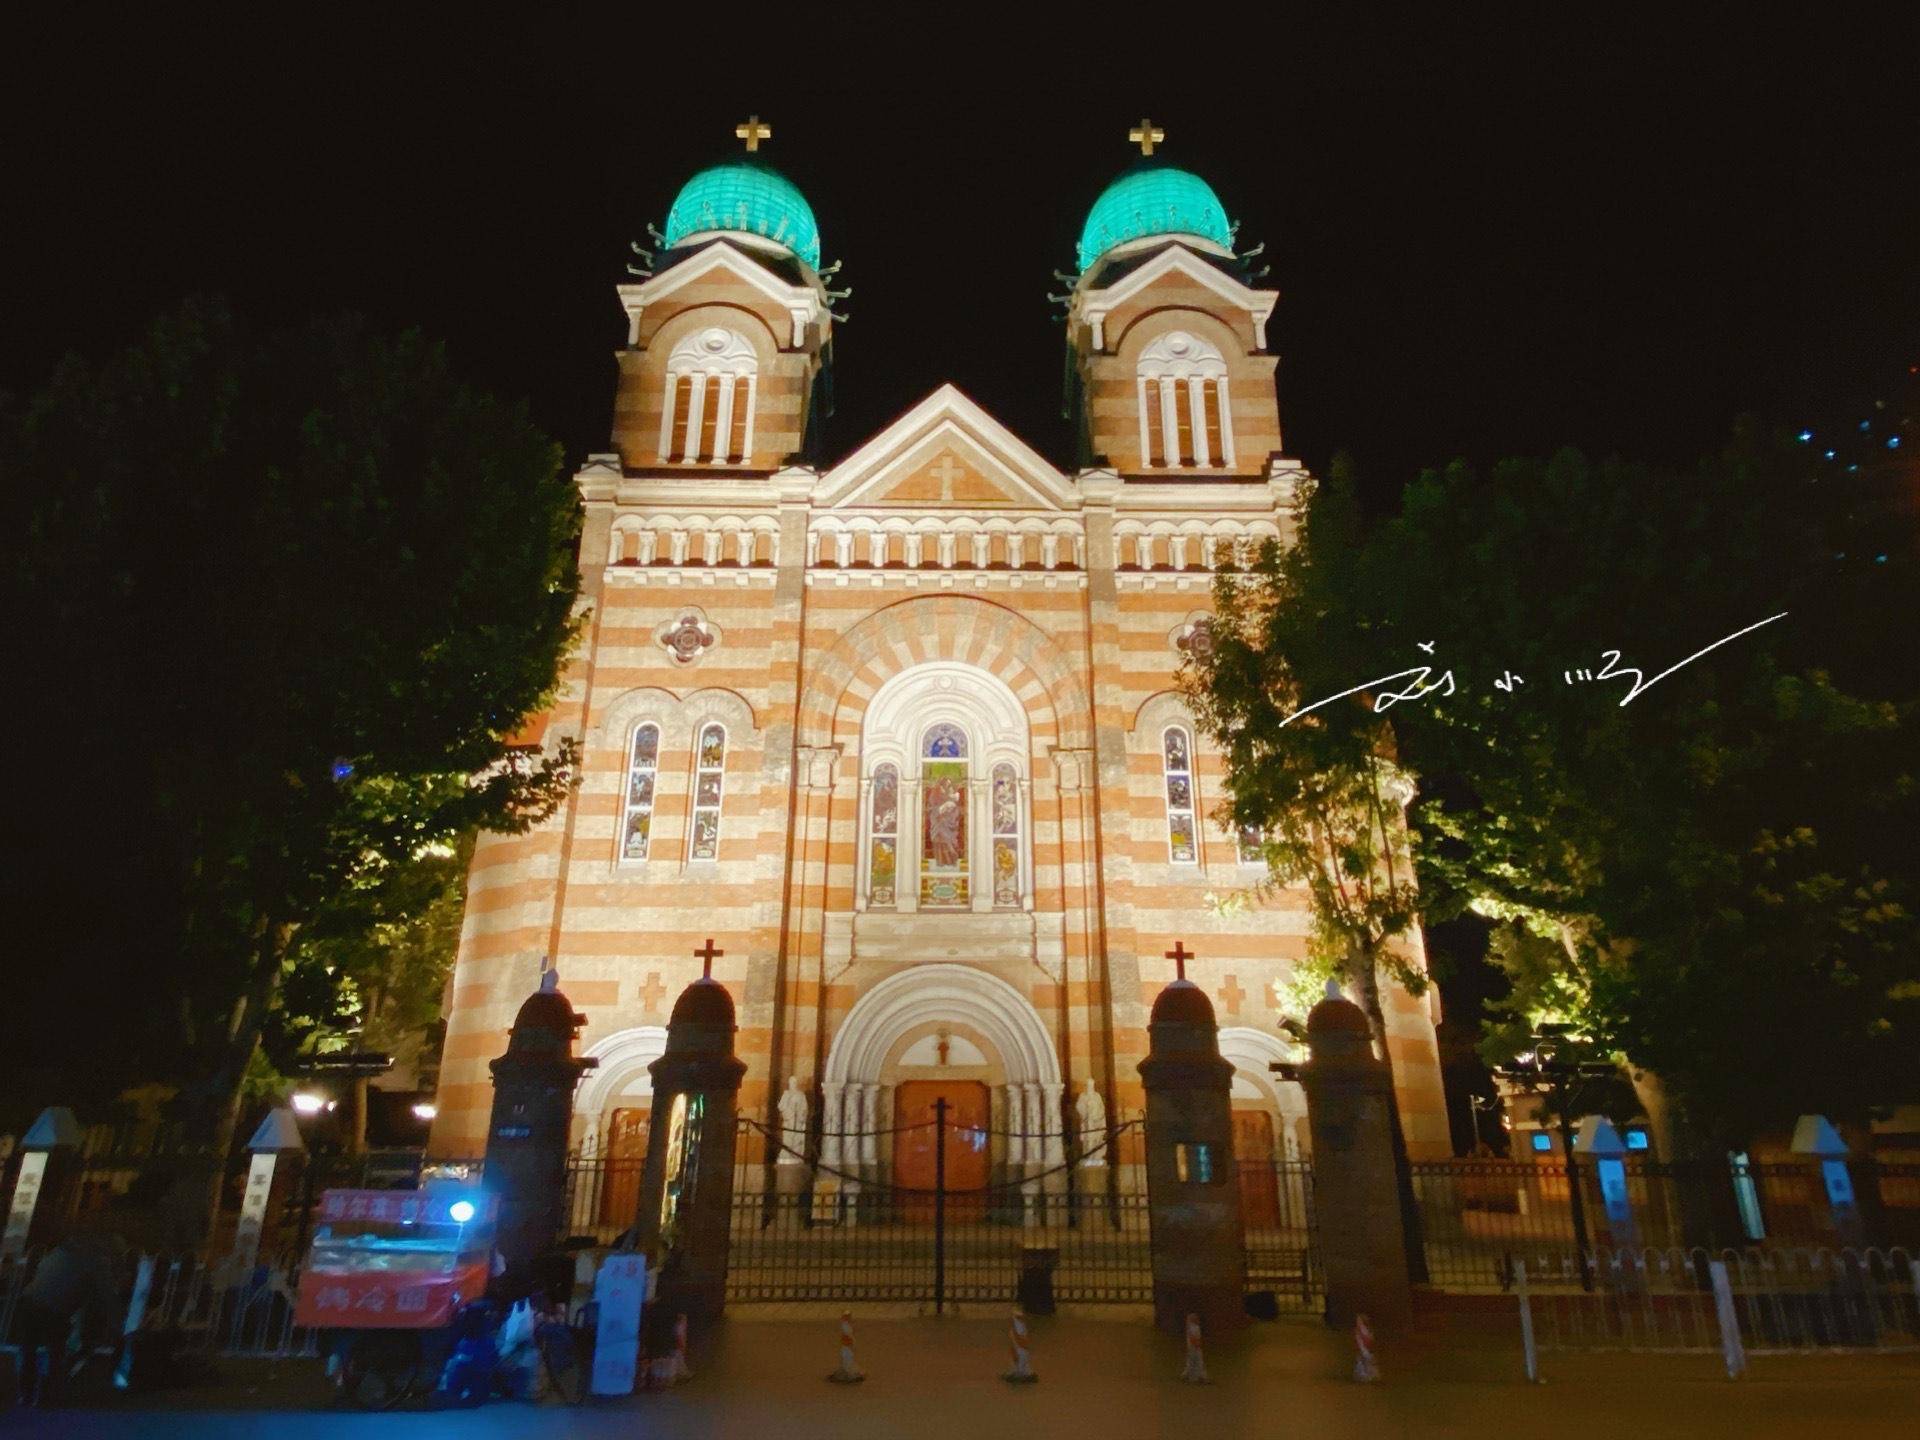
[
  {"left": 868, "top": 763, "right": 899, "bottom": 908},
  {"left": 1163, "top": 726, "right": 1198, "bottom": 864},
  {"left": 621, "top": 723, "right": 660, "bottom": 860},
  {"left": 991, "top": 762, "right": 1020, "bottom": 908},
  {"left": 920, "top": 724, "right": 969, "bottom": 907},
  {"left": 1237, "top": 823, "right": 1264, "bottom": 865},
  {"left": 688, "top": 723, "right": 726, "bottom": 861}
]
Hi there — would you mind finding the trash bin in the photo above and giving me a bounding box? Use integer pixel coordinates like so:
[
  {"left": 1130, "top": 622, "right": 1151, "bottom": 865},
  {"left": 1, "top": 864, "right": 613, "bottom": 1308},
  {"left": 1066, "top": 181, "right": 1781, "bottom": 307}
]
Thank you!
[{"left": 1016, "top": 1246, "right": 1059, "bottom": 1315}]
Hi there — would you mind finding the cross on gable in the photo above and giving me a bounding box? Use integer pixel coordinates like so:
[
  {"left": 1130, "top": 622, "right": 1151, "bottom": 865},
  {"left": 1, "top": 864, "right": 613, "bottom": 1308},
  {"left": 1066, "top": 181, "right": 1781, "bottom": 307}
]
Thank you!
[
  {"left": 735, "top": 115, "right": 771, "bottom": 152},
  {"left": 694, "top": 937, "right": 724, "bottom": 979},
  {"left": 1164, "top": 940, "right": 1194, "bottom": 981},
  {"left": 1219, "top": 974, "right": 1246, "bottom": 1017},
  {"left": 637, "top": 972, "right": 666, "bottom": 1015},
  {"left": 929, "top": 451, "right": 966, "bottom": 501}
]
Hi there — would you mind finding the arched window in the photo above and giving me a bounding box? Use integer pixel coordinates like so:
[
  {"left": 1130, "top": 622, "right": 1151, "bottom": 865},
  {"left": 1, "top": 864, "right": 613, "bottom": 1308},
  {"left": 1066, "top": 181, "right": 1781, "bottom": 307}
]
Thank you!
[
  {"left": 1162, "top": 726, "right": 1198, "bottom": 864},
  {"left": 920, "top": 722, "right": 969, "bottom": 908},
  {"left": 688, "top": 723, "right": 726, "bottom": 861},
  {"left": 659, "top": 327, "right": 758, "bottom": 465},
  {"left": 868, "top": 763, "right": 899, "bottom": 908},
  {"left": 990, "top": 762, "right": 1021, "bottom": 907},
  {"left": 622, "top": 723, "right": 661, "bottom": 861},
  {"left": 1137, "top": 330, "right": 1233, "bottom": 470}
]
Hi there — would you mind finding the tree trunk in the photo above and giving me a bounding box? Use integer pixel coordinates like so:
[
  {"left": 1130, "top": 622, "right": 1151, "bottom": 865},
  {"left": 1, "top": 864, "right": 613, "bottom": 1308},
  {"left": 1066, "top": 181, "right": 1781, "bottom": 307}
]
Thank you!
[
  {"left": 1355, "top": 939, "right": 1430, "bottom": 1284},
  {"left": 177, "top": 918, "right": 291, "bottom": 1250},
  {"left": 349, "top": 1073, "right": 370, "bottom": 1159}
]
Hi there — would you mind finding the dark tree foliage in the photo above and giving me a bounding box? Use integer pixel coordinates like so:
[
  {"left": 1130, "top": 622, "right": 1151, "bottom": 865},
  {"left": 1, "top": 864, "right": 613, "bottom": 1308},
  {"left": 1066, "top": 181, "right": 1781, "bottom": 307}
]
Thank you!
[
  {"left": 1198, "top": 428, "right": 1919, "bottom": 1150},
  {"left": 1, "top": 300, "right": 581, "bottom": 1156}
]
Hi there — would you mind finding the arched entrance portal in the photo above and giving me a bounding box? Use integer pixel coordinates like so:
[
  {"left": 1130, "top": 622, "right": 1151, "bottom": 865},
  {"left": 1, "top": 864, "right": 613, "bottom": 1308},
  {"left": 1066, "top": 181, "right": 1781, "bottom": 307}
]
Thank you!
[
  {"left": 573, "top": 1026, "right": 668, "bottom": 1232},
  {"left": 821, "top": 964, "right": 1065, "bottom": 1190}
]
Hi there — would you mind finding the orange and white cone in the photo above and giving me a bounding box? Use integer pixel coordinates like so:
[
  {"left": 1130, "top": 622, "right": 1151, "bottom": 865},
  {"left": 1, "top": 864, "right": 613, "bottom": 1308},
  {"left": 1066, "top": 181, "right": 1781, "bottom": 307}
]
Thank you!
[
  {"left": 650, "top": 1313, "right": 693, "bottom": 1386},
  {"left": 1003, "top": 1310, "right": 1038, "bottom": 1383},
  {"left": 1352, "top": 1313, "right": 1381, "bottom": 1383},
  {"left": 1180, "top": 1313, "right": 1210, "bottom": 1384},
  {"left": 828, "top": 1309, "right": 866, "bottom": 1384}
]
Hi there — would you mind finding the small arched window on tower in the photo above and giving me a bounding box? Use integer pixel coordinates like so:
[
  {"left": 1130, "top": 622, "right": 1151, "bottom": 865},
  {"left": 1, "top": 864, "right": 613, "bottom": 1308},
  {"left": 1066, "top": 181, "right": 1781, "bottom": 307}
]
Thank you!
[
  {"left": 868, "top": 763, "right": 899, "bottom": 908},
  {"left": 1162, "top": 725, "right": 1199, "bottom": 864},
  {"left": 622, "top": 723, "right": 661, "bottom": 861},
  {"left": 1137, "top": 331, "right": 1233, "bottom": 470},
  {"left": 659, "top": 327, "right": 759, "bottom": 465},
  {"left": 688, "top": 723, "right": 727, "bottom": 861}
]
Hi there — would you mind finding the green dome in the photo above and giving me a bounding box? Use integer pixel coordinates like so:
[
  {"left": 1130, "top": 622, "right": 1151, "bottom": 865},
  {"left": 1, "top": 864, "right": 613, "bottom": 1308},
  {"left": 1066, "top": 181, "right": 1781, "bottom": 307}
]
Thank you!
[
  {"left": 663, "top": 160, "right": 821, "bottom": 270},
  {"left": 1077, "top": 164, "right": 1232, "bottom": 272}
]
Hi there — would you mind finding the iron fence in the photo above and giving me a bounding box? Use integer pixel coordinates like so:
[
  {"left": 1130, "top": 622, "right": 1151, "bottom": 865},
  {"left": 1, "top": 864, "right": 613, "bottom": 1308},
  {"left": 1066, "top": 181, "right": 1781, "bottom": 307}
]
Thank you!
[
  {"left": 1517, "top": 1245, "right": 1920, "bottom": 1365},
  {"left": 726, "top": 1187, "right": 1155, "bottom": 1306},
  {"left": 1239, "top": 1159, "right": 1320, "bottom": 1311},
  {"left": 1411, "top": 1158, "right": 1920, "bottom": 1293},
  {"left": 1, "top": 1248, "right": 317, "bottom": 1365}
]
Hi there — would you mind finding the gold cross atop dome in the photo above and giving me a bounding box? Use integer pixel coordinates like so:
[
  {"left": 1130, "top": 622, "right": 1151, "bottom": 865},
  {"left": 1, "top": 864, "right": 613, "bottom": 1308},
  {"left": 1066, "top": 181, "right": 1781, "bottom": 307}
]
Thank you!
[
  {"left": 735, "top": 115, "right": 772, "bottom": 151},
  {"left": 1129, "top": 118, "right": 1165, "bottom": 156}
]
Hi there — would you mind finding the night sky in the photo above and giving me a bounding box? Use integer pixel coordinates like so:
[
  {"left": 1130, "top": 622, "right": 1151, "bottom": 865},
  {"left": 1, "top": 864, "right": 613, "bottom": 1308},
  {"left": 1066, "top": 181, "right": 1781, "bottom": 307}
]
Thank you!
[
  {"left": 7, "top": 24, "right": 1916, "bottom": 501},
  {"left": 7, "top": 23, "right": 1915, "bottom": 1146}
]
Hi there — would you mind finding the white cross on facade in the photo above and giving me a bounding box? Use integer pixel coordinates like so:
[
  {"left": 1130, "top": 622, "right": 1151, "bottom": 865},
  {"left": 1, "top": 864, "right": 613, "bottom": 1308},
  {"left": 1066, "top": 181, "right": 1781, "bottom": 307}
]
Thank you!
[{"left": 930, "top": 451, "right": 965, "bottom": 502}]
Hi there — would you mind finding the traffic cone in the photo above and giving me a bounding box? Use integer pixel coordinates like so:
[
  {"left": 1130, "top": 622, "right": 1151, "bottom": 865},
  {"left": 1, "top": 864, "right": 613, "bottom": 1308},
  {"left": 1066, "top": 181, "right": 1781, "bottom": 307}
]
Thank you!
[
  {"left": 1352, "top": 1313, "right": 1381, "bottom": 1383},
  {"left": 648, "top": 1313, "right": 693, "bottom": 1386},
  {"left": 1180, "top": 1313, "right": 1210, "bottom": 1384},
  {"left": 827, "top": 1310, "right": 866, "bottom": 1384},
  {"left": 1003, "top": 1310, "right": 1038, "bottom": 1384}
]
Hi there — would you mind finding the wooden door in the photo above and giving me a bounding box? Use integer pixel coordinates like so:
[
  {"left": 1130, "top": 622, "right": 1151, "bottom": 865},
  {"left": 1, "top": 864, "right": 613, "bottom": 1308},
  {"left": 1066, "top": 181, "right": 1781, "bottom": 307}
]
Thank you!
[
  {"left": 893, "top": 1081, "right": 990, "bottom": 1215},
  {"left": 1233, "top": 1108, "right": 1281, "bottom": 1228},
  {"left": 600, "top": 1105, "right": 651, "bottom": 1230}
]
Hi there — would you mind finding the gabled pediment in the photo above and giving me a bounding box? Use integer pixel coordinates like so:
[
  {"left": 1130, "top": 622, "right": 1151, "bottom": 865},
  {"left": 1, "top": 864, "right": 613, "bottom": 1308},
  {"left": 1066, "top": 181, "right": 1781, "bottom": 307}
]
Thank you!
[{"left": 818, "top": 384, "right": 1073, "bottom": 511}]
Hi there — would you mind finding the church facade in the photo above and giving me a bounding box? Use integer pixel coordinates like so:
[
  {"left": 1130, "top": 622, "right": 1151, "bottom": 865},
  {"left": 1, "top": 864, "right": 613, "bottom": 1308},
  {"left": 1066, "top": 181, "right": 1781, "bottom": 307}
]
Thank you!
[{"left": 429, "top": 127, "right": 1450, "bottom": 1186}]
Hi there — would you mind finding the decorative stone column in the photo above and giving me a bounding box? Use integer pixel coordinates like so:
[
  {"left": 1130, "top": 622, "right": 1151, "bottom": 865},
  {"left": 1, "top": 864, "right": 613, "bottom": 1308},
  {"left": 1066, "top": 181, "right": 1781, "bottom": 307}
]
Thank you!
[
  {"left": 860, "top": 1085, "right": 882, "bottom": 1169},
  {"left": 1575, "top": 1116, "right": 1641, "bottom": 1253},
  {"left": 227, "top": 1106, "right": 305, "bottom": 1277},
  {"left": 1137, "top": 973, "right": 1246, "bottom": 1337},
  {"left": 483, "top": 972, "right": 596, "bottom": 1275},
  {"left": 634, "top": 972, "right": 748, "bottom": 1321},
  {"left": 1298, "top": 988, "right": 1412, "bottom": 1331},
  {"left": 819, "top": 1083, "right": 845, "bottom": 1169},
  {"left": 1792, "top": 1114, "right": 1864, "bottom": 1249},
  {"left": 1042, "top": 1081, "right": 1067, "bottom": 1182},
  {"left": 2, "top": 1107, "right": 83, "bottom": 1258}
]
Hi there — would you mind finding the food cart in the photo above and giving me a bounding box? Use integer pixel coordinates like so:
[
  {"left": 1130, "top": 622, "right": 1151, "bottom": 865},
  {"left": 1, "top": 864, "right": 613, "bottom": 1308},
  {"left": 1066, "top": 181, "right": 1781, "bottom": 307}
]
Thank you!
[{"left": 294, "top": 1184, "right": 498, "bottom": 1407}]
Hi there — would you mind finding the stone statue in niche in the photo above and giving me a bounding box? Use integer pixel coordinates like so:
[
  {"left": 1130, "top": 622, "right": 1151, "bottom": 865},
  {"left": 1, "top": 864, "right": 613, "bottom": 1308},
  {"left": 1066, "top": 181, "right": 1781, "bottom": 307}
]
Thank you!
[
  {"left": 661, "top": 613, "right": 716, "bottom": 665},
  {"left": 1075, "top": 1078, "right": 1108, "bottom": 1166},
  {"left": 777, "top": 1076, "right": 810, "bottom": 1165}
]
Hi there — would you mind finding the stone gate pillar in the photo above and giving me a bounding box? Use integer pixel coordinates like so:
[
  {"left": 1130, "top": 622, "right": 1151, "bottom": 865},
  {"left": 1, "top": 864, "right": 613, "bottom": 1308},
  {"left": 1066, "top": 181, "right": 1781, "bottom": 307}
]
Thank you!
[
  {"left": 635, "top": 972, "right": 748, "bottom": 1321},
  {"left": 484, "top": 972, "right": 595, "bottom": 1275},
  {"left": 1298, "top": 989, "right": 1412, "bottom": 1330},
  {"left": 2, "top": 1107, "right": 82, "bottom": 1258},
  {"left": 1137, "top": 969, "right": 1246, "bottom": 1337}
]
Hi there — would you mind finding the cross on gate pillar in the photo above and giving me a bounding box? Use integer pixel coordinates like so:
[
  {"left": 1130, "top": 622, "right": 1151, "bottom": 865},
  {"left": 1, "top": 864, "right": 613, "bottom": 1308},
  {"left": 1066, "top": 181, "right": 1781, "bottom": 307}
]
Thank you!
[
  {"left": 1137, "top": 946, "right": 1246, "bottom": 1337},
  {"left": 634, "top": 955, "right": 748, "bottom": 1322}
]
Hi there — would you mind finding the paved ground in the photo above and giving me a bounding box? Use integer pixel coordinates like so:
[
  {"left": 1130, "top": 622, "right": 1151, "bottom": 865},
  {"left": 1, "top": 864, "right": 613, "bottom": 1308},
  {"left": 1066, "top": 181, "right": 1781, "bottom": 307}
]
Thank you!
[{"left": 7, "top": 1309, "right": 1918, "bottom": 1437}]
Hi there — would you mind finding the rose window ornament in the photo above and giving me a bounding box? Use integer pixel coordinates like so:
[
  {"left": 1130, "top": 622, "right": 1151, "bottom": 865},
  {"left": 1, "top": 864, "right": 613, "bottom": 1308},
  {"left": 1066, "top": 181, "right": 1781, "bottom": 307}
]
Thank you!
[
  {"left": 1174, "top": 616, "right": 1216, "bottom": 662},
  {"left": 659, "top": 611, "right": 718, "bottom": 665}
]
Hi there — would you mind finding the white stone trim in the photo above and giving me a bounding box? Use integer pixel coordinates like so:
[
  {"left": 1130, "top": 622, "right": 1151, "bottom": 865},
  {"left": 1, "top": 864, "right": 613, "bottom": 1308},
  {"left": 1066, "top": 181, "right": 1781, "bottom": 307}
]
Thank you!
[
  {"left": 817, "top": 384, "right": 1076, "bottom": 511},
  {"left": 575, "top": 1025, "right": 671, "bottom": 1120},
  {"left": 823, "top": 963, "right": 1061, "bottom": 1089}
]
